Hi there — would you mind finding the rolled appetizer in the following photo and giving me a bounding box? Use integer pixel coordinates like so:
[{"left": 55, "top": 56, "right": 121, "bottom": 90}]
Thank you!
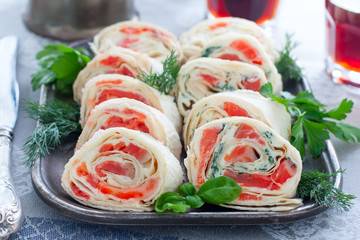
[
  {"left": 185, "top": 117, "right": 302, "bottom": 211},
  {"left": 80, "top": 74, "right": 181, "bottom": 133},
  {"left": 180, "top": 17, "right": 275, "bottom": 61},
  {"left": 76, "top": 98, "right": 181, "bottom": 159},
  {"left": 183, "top": 90, "right": 291, "bottom": 146},
  {"left": 92, "top": 20, "right": 183, "bottom": 62},
  {"left": 176, "top": 57, "right": 269, "bottom": 117},
  {"left": 192, "top": 33, "right": 282, "bottom": 95},
  {"left": 73, "top": 47, "right": 162, "bottom": 102},
  {"left": 61, "top": 127, "right": 183, "bottom": 211}
]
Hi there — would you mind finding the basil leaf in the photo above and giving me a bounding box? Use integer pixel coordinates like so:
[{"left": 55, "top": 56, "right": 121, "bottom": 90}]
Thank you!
[
  {"left": 197, "top": 176, "right": 242, "bottom": 205},
  {"left": 178, "top": 182, "right": 196, "bottom": 197},
  {"left": 155, "top": 192, "right": 190, "bottom": 213},
  {"left": 185, "top": 195, "right": 204, "bottom": 208}
]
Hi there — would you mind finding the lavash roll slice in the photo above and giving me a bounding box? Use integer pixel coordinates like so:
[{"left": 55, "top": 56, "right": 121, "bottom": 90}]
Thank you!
[
  {"left": 183, "top": 90, "right": 291, "bottom": 146},
  {"left": 180, "top": 17, "right": 275, "bottom": 61},
  {"left": 92, "top": 20, "right": 183, "bottom": 62},
  {"left": 185, "top": 117, "right": 302, "bottom": 211},
  {"left": 61, "top": 127, "right": 183, "bottom": 212},
  {"left": 80, "top": 74, "right": 181, "bottom": 133},
  {"left": 73, "top": 47, "right": 162, "bottom": 102},
  {"left": 176, "top": 57, "right": 268, "bottom": 117},
  {"left": 193, "top": 33, "right": 282, "bottom": 96},
  {"left": 76, "top": 98, "right": 181, "bottom": 159}
]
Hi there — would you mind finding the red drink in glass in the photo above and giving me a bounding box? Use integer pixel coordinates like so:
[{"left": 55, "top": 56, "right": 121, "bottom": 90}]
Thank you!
[
  {"left": 207, "top": 0, "right": 280, "bottom": 25},
  {"left": 325, "top": 0, "right": 360, "bottom": 87}
]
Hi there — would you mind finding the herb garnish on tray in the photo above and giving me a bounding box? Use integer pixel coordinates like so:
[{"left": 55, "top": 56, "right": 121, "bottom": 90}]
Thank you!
[
  {"left": 260, "top": 82, "right": 360, "bottom": 159},
  {"left": 156, "top": 176, "right": 242, "bottom": 213},
  {"left": 297, "top": 169, "right": 356, "bottom": 211},
  {"left": 31, "top": 44, "right": 91, "bottom": 94},
  {"left": 22, "top": 100, "right": 81, "bottom": 166},
  {"left": 275, "top": 33, "right": 303, "bottom": 83}
]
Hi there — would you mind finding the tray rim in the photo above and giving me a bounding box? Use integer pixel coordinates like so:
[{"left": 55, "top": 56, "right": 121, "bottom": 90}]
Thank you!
[{"left": 30, "top": 54, "right": 343, "bottom": 225}]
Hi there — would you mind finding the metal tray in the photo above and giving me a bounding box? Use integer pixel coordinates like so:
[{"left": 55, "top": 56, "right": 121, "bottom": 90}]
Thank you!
[{"left": 31, "top": 42, "right": 342, "bottom": 225}]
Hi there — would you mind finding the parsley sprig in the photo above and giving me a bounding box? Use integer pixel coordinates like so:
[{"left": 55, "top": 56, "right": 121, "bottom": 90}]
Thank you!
[
  {"left": 260, "top": 83, "right": 360, "bottom": 158},
  {"left": 297, "top": 169, "right": 356, "bottom": 211},
  {"left": 156, "top": 176, "right": 242, "bottom": 213},
  {"left": 31, "top": 44, "right": 91, "bottom": 94},
  {"left": 137, "top": 50, "right": 180, "bottom": 95},
  {"left": 22, "top": 100, "right": 81, "bottom": 166},
  {"left": 275, "top": 33, "right": 303, "bottom": 83}
]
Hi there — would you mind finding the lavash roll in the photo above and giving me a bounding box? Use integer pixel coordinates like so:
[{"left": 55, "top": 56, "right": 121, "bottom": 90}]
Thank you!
[
  {"left": 180, "top": 17, "right": 275, "bottom": 61},
  {"left": 176, "top": 57, "right": 269, "bottom": 117},
  {"left": 183, "top": 90, "right": 291, "bottom": 146},
  {"left": 185, "top": 117, "right": 302, "bottom": 211},
  {"left": 192, "top": 33, "right": 282, "bottom": 96},
  {"left": 62, "top": 127, "right": 183, "bottom": 211},
  {"left": 73, "top": 47, "right": 162, "bottom": 102},
  {"left": 76, "top": 98, "right": 181, "bottom": 159},
  {"left": 92, "top": 20, "right": 183, "bottom": 62},
  {"left": 79, "top": 74, "right": 181, "bottom": 133}
]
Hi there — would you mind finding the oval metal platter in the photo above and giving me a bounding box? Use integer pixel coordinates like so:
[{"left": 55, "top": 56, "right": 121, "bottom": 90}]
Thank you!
[{"left": 31, "top": 41, "right": 342, "bottom": 225}]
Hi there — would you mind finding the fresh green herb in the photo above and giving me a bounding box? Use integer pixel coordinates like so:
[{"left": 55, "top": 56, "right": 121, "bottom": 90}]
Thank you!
[
  {"left": 297, "top": 169, "right": 356, "bottom": 211},
  {"left": 31, "top": 44, "right": 91, "bottom": 94},
  {"left": 260, "top": 82, "right": 360, "bottom": 158},
  {"left": 210, "top": 142, "right": 224, "bottom": 178},
  {"left": 201, "top": 46, "right": 221, "bottom": 57},
  {"left": 155, "top": 176, "right": 242, "bottom": 213},
  {"left": 217, "top": 80, "right": 235, "bottom": 91},
  {"left": 268, "top": 156, "right": 274, "bottom": 164},
  {"left": 197, "top": 176, "right": 242, "bottom": 205},
  {"left": 155, "top": 192, "right": 191, "bottom": 213},
  {"left": 137, "top": 50, "right": 180, "bottom": 95},
  {"left": 22, "top": 99, "right": 81, "bottom": 166},
  {"left": 275, "top": 33, "right": 303, "bottom": 83}
]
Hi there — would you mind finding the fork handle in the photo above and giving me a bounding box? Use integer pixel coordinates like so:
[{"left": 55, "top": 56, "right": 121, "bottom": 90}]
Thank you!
[{"left": 0, "top": 130, "right": 23, "bottom": 239}]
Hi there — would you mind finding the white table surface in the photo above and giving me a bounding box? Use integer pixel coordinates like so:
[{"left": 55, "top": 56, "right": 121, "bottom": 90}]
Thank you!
[{"left": 1, "top": 0, "right": 359, "bottom": 239}]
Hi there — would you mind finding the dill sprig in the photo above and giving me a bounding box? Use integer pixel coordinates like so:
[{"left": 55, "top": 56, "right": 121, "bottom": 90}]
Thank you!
[
  {"left": 22, "top": 99, "right": 81, "bottom": 166},
  {"left": 275, "top": 33, "right": 303, "bottom": 83},
  {"left": 297, "top": 169, "right": 356, "bottom": 211},
  {"left": 137, "top": 50, "right": 180, "bottom": 95}
]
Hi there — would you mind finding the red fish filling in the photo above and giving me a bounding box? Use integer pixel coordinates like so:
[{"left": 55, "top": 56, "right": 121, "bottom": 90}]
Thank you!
[
  {"left": 116, "top": 38, "right": 139, "bottom": 48},
  {"left": 70, "top": 182, "right": 90, "bottom": 199},
  {"left": 224, "top": 145, "right": 259, "bottom": 163},
  {"left": 95, "top": 89, "right": 148, "bottom": 106},
  {"left": 238, "top": 193, "right": 263, "bottom": 201},
  {"left": 106, "top": 66, "right": 135, "bottom": 78},
  {"left": 99, "top": 141, "right": 151, "bottom": 164},
  {"left": 101, "top": 111, "right": 149, "bottom": 134},
  {"left": 95, "top": 161, "right": 136, "bottom": 179},
  {"left": 229, "top": 40, "right": 263, "bottom": 65},
  {"left": 242, "top": 75, "right": 261, "bottom": 92},
  {"left": 100, "top": 56, "right": 122, "bottom": 67},
  {"left": 197, "top": 126, "right": 222, "bottom": 184},
  {"left": 224, "top": 158, "right": 297, "bottom": 191},
  {"left": 209, "top": 22, "right": 229, "bottom": 30},
  {"left": 199, "top": 74, "right": 219, "bottom": 85},
  {"left": 223, "top": 102, "right": 250, "bottom": 117},
  {"left": 120, "top": 26, "right": 167, "bottom": 38},
  {"left": 218, "top": 53, "right": 241, "bottom": 61},
  {"left": 234, "top": 123, "right": 265, "bottom": 145}
]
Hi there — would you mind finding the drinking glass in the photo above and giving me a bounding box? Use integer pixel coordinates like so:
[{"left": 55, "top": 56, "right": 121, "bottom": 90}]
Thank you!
[
  {"left": 207, "top": 0, "right": 280, "bottom": 25},
  {"left": 325, "top": 0, "right": 360, "bottom": 87}
]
